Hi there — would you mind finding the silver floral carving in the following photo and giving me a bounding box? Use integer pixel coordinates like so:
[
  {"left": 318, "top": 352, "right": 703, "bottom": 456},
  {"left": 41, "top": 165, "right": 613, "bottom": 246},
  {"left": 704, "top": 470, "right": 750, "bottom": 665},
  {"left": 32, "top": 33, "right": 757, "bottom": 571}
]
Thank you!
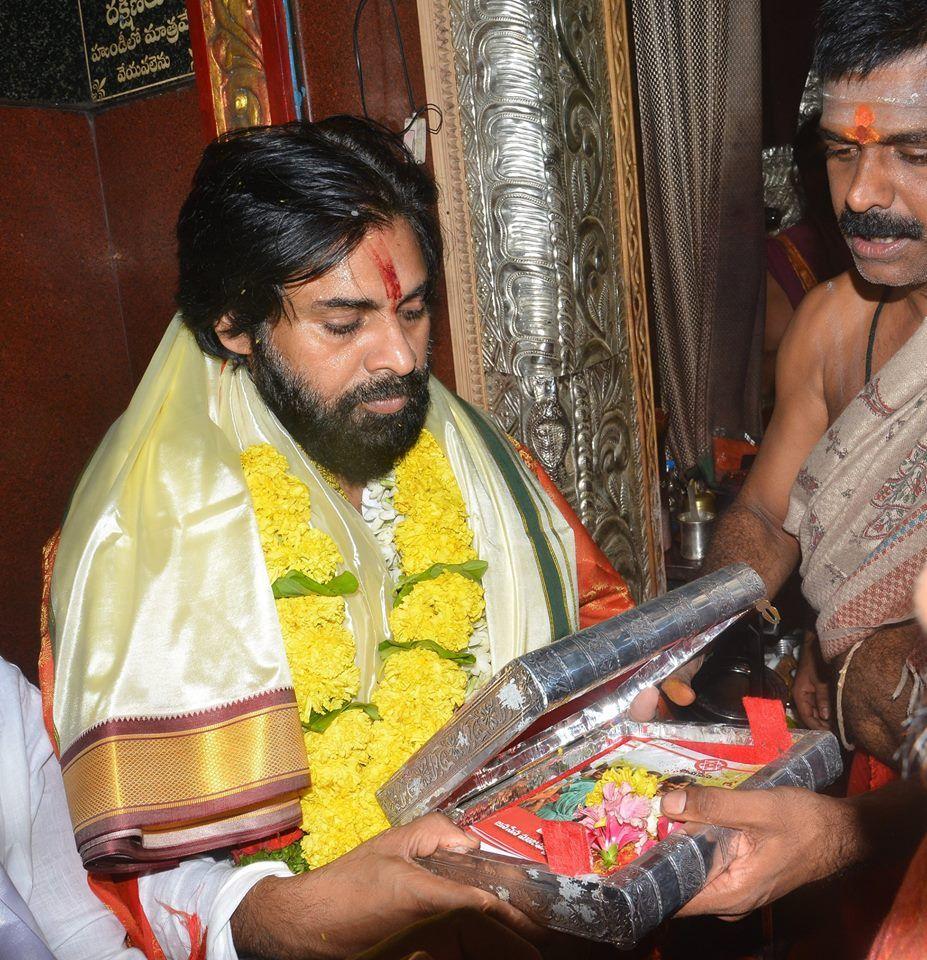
[
  {"left": 443, "top": 0, "right": 659, "bottom": 598},
  {"left": 763, "top": 145, "right": 801, "bottom": 233}
]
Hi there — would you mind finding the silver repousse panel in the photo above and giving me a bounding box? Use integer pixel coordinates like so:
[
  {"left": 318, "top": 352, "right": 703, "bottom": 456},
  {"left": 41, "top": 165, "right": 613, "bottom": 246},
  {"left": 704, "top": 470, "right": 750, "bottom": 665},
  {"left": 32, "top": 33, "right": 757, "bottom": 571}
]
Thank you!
[
  {"left": 446, "top": 0, "right": 653, "bottom": 597},
  {"left": 763, "top": 145, "right": 801, "bottom": 233}
]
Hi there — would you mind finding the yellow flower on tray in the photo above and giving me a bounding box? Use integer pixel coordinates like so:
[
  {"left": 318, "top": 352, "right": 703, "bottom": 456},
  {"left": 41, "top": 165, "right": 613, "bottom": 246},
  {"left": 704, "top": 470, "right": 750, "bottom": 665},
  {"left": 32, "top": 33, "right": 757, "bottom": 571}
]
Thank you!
[
  {"left": 388, "top": 572, "right": 485, "bottom": 651},
  {"left": 585, "top": 764, "right": 661, "bottom": 807}
]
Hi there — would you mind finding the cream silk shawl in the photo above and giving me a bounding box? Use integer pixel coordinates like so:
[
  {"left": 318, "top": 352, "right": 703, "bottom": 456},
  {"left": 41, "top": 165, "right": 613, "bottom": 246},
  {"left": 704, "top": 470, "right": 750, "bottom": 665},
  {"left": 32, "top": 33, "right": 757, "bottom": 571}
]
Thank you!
[
  {"left": 784, "top": 320, "right": 927, "bottom": 662},
  {"left": 51, "top": 318, "right": 578, "bottom": 869}
]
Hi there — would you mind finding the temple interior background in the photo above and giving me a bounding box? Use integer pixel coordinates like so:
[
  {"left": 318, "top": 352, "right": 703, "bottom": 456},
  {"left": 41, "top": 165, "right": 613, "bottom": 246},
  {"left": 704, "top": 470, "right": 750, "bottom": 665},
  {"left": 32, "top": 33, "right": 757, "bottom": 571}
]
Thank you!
[{"left": 1, "top": 0, "right": 823, "bottom": 682}]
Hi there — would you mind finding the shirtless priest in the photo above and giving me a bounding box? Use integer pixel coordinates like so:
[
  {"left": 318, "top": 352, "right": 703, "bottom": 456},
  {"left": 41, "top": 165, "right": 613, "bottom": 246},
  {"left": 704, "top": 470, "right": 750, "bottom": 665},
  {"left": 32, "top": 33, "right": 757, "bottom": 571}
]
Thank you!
[
  {"left": 657, "top": 0, "right": 927, "bottom": 928},
  {"left": 40, "top": 117, "right": 634, "bottom": 958}
]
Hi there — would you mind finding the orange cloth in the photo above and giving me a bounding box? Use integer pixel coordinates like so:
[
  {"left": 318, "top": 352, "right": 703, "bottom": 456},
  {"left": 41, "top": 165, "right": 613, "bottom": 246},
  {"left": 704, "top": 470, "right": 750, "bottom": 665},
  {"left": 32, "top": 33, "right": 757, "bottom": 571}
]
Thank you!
[
  {"left": 815, "top": 752, "right": 903, "bottom": 960},
  {"left": 508, "top": 437, "right": 634, "bottom": 626},
  {"left": 867, "top": 834, "right": 927, "bottom": 960},
  {"left": 848, "top": 750, "right": 898, "bottom": 795}
]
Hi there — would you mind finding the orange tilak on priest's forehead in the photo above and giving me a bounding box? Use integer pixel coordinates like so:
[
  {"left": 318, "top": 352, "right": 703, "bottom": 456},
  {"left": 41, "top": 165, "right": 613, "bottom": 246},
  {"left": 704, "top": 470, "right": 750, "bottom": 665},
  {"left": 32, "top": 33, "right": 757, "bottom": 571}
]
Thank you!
[
  {"left": 822, "top": 54, "right": 927, "bottom": 143},
  {"left": 847, "top": 104, "right": 880, "bottom": 145}
]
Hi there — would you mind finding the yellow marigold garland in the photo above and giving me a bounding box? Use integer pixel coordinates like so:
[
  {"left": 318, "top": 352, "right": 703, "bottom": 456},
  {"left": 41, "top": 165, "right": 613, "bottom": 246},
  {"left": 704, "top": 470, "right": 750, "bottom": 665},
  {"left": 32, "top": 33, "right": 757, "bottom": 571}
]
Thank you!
[
  {"left": 298, "top": 711, "right": 391, "bottom": 867},
  {"left": 393, "top": 430, "right": 476, "bottom": 574},
  {"left": 243, "top": 446, "right": 359, "bottom": 723},
  {"left": 275, "top": 597, "right": 359, "bottom": 719},
  {"left": 388, "top": 571, "right": 485, "bottom": 651},
  {"left": 241, "top": 445, "right": 342, "bottom": 583},
  {"left": 372, "top": 647, "right": 468, "bottom": 743},
  {"left": 241, "top": 431, "right": 485, "bottom": 870}
]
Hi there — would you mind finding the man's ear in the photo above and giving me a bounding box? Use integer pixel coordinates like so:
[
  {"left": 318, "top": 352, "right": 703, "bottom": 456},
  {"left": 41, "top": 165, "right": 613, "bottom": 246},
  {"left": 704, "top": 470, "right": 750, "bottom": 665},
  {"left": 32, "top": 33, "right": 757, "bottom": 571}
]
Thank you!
[{"left": 214, "top": 315, "right": 254, "bottom": 357}]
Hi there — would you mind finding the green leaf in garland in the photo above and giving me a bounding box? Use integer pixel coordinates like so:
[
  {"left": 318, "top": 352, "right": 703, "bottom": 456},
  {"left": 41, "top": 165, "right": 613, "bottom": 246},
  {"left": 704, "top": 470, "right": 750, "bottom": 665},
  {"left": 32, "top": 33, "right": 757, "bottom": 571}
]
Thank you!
[
  {"left": 237, "top": 839, "right": 308, "bottom": 874},
  {"left": 393, "top": 559, "right": 488, "bottom": 606},
  {"left": 302, "top": 700, "right": 381, "bottom": 734},
  {"left": 303, "top": 709, "right": 343, "bottom": 734},
  {"left": 360, "top": 702, "right": 382, "bottom": 722},
  {"left": 272, "top": 569, "right": 359, "bottom": 600},
  {"left": 378, "top": 638, "right": 476, "bottom": 665}
]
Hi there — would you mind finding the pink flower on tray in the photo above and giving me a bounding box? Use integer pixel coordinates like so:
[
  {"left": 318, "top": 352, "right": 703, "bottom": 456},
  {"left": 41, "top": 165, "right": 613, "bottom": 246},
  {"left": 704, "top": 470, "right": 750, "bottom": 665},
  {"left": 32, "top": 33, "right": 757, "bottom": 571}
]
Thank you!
[
  {"left": 580, "top": 781, "right": 652, "bottom": 830},
  {"left": 639, "top": 837, "right": 659, "bottom": 856},
  {"left": 657, "top": 816, "right": 681, "bottom": 841},
  {"left": 608, "top": 782, "right": 652, "bottom": 826},
  {"left": 579, "top": 808, "right": 648, "bottom": 875},
  {"left": 578, "top": 777, "right": 667, "bottom": 875}
]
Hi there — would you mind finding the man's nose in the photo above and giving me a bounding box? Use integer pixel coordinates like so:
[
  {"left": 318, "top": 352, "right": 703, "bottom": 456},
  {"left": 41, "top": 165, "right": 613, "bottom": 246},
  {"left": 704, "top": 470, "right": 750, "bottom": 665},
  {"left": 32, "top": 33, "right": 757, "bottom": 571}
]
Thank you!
[
  {"left": 845, "top": 148, "right": 895, "bottom": 213},
  {"left": 366, "top": 315, "right": 417, "bottom": 376}
]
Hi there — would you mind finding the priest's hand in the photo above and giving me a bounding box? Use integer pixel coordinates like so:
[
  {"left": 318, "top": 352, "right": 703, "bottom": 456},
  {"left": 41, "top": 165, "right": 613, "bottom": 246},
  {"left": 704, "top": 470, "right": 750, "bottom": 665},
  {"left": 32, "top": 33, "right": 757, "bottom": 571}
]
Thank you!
[
  {"left": 230, "top": 813, "right": 545, "bottom": 959},
  {"left": 659, "top": 655, "right": 702, "bottom": 709},
  {"left": 660, "top": 785, "right": 860, "bottom": 919},
  {"left": 792, "top": 631, "right": 832, "bottom": 731},
  {"left": 623, "top": 659, "right": 701, "bottom": 722}
]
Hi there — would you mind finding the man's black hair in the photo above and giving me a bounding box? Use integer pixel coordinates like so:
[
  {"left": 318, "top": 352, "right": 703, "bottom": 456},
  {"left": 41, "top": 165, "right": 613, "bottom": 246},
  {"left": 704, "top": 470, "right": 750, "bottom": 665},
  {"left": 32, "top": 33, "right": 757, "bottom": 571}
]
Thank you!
[
  {"left": 176, "top": 116, "right": 441, "bottom": 361},
  {"left": 813, "top": 0, "right": 927, "bottom": 82}
]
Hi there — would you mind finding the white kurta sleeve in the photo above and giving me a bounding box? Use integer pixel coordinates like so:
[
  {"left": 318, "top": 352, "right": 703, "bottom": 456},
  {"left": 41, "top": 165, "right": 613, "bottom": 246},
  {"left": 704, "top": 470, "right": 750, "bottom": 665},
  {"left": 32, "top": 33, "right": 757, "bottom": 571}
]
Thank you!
[
  {"left": 0, "top": 657, "right": 290, "bottom": 960},
  {"left": 138, "top": 856, "right": 293, "bottom": 960},
  {"left": 1, "top": 662, "right": 145, "bottom": 960}
]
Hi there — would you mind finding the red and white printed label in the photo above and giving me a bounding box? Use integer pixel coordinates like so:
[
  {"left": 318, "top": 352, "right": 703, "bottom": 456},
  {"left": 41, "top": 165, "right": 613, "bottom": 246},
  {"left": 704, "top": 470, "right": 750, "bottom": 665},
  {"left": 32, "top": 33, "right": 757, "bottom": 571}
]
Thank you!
[{"left": 694, "top": 757, "right": 727, "bottom": 775}]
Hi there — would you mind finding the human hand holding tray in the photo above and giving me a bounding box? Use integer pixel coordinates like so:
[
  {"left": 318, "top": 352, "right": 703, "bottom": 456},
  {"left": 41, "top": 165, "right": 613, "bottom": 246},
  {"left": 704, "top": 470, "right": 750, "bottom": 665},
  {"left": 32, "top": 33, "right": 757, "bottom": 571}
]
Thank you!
[{"left": 376, "top": 565, "right": 843, "bottom": 946}]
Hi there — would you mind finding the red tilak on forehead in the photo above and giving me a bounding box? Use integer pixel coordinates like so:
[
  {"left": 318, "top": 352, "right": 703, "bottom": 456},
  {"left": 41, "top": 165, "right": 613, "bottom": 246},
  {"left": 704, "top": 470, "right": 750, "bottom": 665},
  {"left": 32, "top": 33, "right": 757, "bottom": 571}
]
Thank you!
[
  {"left": 846, "top": 104, "right": 881, "bottom": 145},
  {"left": 369, "top": 248, "right": 402, "bottom": 305}
]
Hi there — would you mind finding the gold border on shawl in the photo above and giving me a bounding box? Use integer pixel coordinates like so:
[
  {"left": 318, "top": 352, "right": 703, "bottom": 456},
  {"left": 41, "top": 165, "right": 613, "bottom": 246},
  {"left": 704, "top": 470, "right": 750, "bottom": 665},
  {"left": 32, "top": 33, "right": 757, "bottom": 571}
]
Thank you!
[{"left": 63, "top": 700, "right": 308, "bottom": 834}]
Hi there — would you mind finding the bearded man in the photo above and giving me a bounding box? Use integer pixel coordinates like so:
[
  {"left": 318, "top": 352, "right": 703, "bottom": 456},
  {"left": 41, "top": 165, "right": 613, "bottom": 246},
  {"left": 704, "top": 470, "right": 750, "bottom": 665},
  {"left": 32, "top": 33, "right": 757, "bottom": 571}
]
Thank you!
[
  {"left": 652, "top": 0, "right": 927, "bottom": 938},
  {"left": 40, "top": 117, "right": 633, "bottom": 958}
]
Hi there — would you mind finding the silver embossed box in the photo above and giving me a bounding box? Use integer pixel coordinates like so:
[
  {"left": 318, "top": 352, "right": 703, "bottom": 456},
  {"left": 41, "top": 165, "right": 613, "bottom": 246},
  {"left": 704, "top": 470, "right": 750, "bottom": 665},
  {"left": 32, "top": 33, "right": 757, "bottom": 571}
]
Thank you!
[{"left": 377, "top": 565, "right": 842, "bottom": 946}]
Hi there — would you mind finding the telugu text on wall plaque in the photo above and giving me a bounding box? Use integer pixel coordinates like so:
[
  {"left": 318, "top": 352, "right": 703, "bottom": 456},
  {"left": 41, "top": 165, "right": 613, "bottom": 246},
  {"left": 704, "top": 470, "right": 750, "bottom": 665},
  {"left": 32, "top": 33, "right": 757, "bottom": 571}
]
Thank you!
[{"left": 77, "top": 0, "right": 194, "bottom": 103}]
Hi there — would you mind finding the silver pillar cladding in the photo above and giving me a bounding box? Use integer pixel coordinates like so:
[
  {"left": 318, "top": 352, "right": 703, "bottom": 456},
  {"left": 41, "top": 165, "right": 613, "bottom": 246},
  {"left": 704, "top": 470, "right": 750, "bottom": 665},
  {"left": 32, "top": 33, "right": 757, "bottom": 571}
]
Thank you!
[{"left": 441, "top": 0, "right": 659, "bottom": 597}]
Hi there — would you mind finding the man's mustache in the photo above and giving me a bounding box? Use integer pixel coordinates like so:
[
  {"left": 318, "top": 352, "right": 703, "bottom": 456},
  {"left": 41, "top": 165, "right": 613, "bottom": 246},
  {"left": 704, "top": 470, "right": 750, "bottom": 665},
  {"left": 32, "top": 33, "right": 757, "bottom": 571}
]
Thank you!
[
  {"left": 341, "top": 367, "right": 429, "bottom": 409},
  {"left": 840, "top": 208, "right": 923, "bottom": 242}
]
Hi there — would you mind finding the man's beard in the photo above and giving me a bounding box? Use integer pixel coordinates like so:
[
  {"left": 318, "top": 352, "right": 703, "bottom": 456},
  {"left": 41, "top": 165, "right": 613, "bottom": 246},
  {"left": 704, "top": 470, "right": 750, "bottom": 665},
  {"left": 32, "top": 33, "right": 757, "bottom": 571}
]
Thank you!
[{"left": 250, "top": 340, "right": 432, "bottom": 484}]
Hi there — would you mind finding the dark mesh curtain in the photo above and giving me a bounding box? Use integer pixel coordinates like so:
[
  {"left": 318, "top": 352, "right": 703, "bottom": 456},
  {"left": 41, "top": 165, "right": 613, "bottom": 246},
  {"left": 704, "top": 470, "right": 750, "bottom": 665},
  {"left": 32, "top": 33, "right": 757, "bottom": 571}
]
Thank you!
[{"left": 631, "top": 0, "right": 764, "bottom": 471}]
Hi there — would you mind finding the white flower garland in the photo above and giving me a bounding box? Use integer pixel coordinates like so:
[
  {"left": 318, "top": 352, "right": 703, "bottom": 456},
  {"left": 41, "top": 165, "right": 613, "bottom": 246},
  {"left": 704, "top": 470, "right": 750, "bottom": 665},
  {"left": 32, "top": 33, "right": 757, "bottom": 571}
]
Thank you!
[{"left": 361, "top": 471, "right": 491, "bottom": 687}]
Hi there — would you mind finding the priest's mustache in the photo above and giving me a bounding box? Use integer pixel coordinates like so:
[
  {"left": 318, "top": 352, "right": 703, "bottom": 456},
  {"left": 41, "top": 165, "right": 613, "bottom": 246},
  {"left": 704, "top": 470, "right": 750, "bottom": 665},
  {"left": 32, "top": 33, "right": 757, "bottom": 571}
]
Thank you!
[{"left": 839, "top": 208, "right": 923, "bottom": 241}]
